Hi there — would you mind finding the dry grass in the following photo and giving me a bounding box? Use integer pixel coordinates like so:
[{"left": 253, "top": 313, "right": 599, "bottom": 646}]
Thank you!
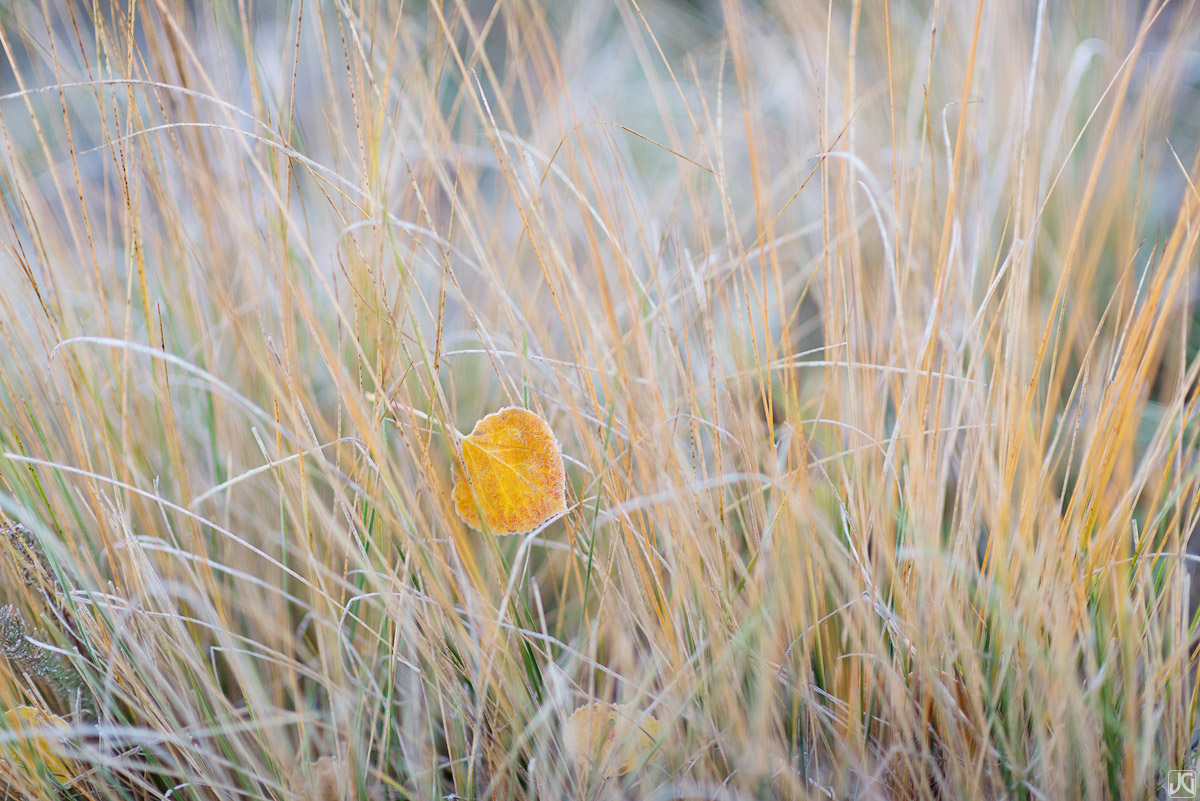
[{"left": 0, "top": 0, "right": 1198, "bottom": 798}]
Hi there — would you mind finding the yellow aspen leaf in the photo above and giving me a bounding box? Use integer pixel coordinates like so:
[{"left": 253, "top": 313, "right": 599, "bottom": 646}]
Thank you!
[
  {"left": 452, "top": 407, "right": 567, "bottom": 534},
  {"left": 2, "top": 706, "right": 72, "bottom": 784},
  {"left": 563, "top": 702, "right": 662, "bottom": 777}
]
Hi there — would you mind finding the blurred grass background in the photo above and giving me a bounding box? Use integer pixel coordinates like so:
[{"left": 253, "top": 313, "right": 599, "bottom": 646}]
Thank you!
[{"left": 0, "top": 0, "right": 1198, "bottom": 799}]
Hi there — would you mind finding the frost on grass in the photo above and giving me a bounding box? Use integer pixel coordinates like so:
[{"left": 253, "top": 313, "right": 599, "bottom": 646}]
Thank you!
[
  {"left": 452, "top": 406, "right": 567, "bottom": 534},
  {"left": 0, "top": 606, "right": 87, "bottom": 719},
  {"left": 0, "top": 524, "right": 91, "bottom": 719},
  {"left": 0, "top": 521, "right": 53, "bottom": 592}
]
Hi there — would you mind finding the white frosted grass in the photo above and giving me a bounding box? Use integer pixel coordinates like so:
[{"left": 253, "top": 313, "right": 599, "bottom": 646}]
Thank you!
[{"left": 1, "top": 454, "right": 327, "bottom": 601}]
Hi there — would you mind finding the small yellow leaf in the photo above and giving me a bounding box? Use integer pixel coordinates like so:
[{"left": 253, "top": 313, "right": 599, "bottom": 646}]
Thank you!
[
  {"left": 452, "top": 407, "right": 567, "bottom": 534},
  {"left": 2, "top": 706, "right": 72, "bottom": 784},
  {"left": 563, "top": 702, "right": 661, "bottom": 777}
]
